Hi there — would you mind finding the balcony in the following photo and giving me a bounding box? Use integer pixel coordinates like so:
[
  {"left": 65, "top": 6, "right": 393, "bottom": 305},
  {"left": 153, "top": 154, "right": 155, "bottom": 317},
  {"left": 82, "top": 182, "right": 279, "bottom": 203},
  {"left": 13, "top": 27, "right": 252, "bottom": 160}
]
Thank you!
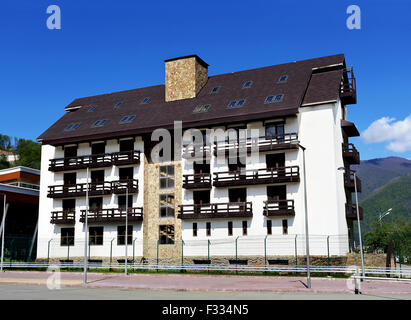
[
  {"left": 182, "top": 173, "right": 212, "bottom": 189},
  {"left": 263, "top": 200, "right": 295, "bottom": 217},
  {"left": 345, "top": 203, "right": 363, "bottom": 220},
  {"left": 213, "top": 166, "right": 300, "bottom": 187},
  {"left": 344, "top": 172, "right": 362, "bottom": 193},
  {"left": 79, "top": 208, "right": 143, "bottom": 223},
  {"left": 342, "top": 143, "right": 360, "bottom": 164},
  {"left": 214, "top": 133, "right": 298, "bottom": 156},
  {"left": 48, "top": 150, "right": 140, "bottom": 172},
  {"left": 47, "top": 179, "right": 138, "bottom": 198},
  {"left": 178, "top": 202, "right": 253, "bottom": 219},
  {"left": 340, "top": 67, "right": 357, "bottom": 105},
  {"left": 111, "top": 179, "right": 139, "bottom": 194},
  {"left": 50, "top": 210, "right": 76, "bottom": 224},
  {"left": 182, "top": 144, "right": 212, "bottom": 160}
]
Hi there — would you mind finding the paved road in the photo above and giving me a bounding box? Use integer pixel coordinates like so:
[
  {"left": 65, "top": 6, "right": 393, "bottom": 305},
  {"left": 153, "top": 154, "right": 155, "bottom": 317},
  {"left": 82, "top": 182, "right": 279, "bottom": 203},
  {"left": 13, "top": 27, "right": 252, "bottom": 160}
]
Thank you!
[
  {"left": 0, "top": 284, "right": 409, "bottom": 300},
  {"left": 0, "top": 271, "right": 410, "bottom": 299}
]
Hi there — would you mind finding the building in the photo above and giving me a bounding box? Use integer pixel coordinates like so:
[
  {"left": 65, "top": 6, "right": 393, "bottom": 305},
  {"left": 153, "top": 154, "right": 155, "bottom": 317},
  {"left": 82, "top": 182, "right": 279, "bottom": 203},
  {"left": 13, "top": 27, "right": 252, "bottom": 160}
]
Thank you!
[
  {"left": 0, "top": 166, "right": 40, "bottom": 260},
  {"left": 0, "top": 150, "right": 19, "bottom": 163},
  {"left": 36, "top": 54, "right": 361, "bottom": 263}
]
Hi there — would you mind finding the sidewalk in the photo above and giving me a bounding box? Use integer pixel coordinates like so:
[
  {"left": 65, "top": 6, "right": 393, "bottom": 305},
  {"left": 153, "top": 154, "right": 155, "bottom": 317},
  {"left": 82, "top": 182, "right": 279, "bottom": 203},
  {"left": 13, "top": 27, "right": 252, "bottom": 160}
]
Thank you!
[{"left": 0, "top": 271, "right": 410, "bottom": 295}]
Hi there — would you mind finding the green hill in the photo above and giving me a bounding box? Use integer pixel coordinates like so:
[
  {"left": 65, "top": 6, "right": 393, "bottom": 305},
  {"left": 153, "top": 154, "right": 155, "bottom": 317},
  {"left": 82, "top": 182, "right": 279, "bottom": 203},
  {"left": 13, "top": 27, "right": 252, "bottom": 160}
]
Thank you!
[{"left": 359, "top": 174, "right": 411, "bottom": 234}]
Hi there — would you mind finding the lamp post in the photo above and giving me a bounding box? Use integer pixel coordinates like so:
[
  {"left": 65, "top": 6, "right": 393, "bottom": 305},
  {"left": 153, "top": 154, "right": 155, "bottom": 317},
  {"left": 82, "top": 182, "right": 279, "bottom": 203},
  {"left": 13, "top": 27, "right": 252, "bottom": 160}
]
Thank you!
[
  {"left": 125, "top": 182, "right": 129, "bottom": 276},
  {"left": 338, "top": 167, "right": 365, "bottom": 280},
  {"left": 83, "top": 167, "right": 89, "bottom": 284},
  {"left": 378, "top": 208, "right": 392, "bottom": 224},
  {"left": 292, "top": 140, "right": 311, "bottom": 289}
]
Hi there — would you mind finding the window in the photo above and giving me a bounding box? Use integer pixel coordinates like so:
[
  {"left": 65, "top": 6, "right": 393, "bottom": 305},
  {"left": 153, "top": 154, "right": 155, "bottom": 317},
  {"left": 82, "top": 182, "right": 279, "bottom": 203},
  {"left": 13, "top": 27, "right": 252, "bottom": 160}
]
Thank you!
[
  {"left": 114, "top": 101, "right": 123, "bottom": 109},
  {"left": 141, "top": 97, "right": 150, "bottom": 104},
  {"left": 64, "top": 123, "right": 80, "bottom": 131},
  {"left": 159, "top": 165, "right": 175, "bottom": 189},
  {"left": 119, "top": 139, "right": 134, "bottom": 152},
  {"left": 92, "top": 120, "right": 107, "bottom": 127},
  {"left": 89, "top": 227, "right": 104, "bottom": 245},
  {"left": 267, "top": 220, "right": 272, "bottom": 235},
  {"left": 160, "top": 194, "right": 175, "bottom": 218},
  {"left": 193, "top": 104, "right": 211, "bottom": 114},
  {"left": 227, "top": 99, "right": 246, "bottom": 108},
  {"left": 242, "top": 81, "right": 252, "bottom": 88},
  {"left": 61, "top": 227, "right": 74, "bottom": 246},
  {"left": 159, "top": 225, "right": 175, "bottom": 244},
  {"left": 228, "top": 221, "right": 233, "bottom": 236},
  {"left": 193, "top": 223, "right": 198, "bottom": 237},
  {"left": 118, "top": 195, "right": 133, "bottom": 209},
  {"left": 265, "top": 94, "right": 284, "bottom": 103},
  {"left": 88, "top": 106, "right": 97, "bottom": 112},
  {"left": 89, "top": 197, "right": 102, "bottom": 211},
  {"left": 206, "top": 222, "right": 211, "bottom": 236},
  {"left": 282, "top": 219, "right": 288, "bottom": 235},
  {"left": 210, "top": 86, "right": 220, "bottom": 94},
  {"left": 278, "top": 75, "right": 288, "bottom": 83},
  {"left": 119, "top": 115, "right": 136, "bottom": 124},
  {"left": 265, "top": 122, "right": 284, "bottom": 137},
  {"left": 117, "top": 226, "right": 133, "bottom": 245},
  {"left": 242, "top": 221, "right": 248, "bottom": 236}
]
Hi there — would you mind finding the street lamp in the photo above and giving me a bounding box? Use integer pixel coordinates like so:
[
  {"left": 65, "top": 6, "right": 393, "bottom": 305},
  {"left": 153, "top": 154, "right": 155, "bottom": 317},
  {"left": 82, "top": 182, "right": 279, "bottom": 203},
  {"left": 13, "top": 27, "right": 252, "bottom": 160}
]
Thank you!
[
  {"left": 83, "top": 167, "right": 89, "bottom": 284},
  {"left": 114, "top": 179, "right": 129, "bottom": 276},
  {"left": 292, "top": 140, "right": 311, "bottom": 289},
  {"left": 338, "top": 167, "right": 365, "bottom": 280},
  {"left": 378, "top": 208, "right": 392, "bottom": 223}
]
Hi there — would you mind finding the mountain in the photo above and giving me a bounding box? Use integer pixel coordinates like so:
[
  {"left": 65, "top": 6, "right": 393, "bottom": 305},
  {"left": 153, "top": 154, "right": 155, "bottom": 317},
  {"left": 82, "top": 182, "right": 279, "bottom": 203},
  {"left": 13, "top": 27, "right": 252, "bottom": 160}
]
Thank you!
[
  {"left": 352, "top": 157, "right": 411, "bottom": 235},
  {"left": 353, "top": 157, "right": 411, "bottom": 200}
]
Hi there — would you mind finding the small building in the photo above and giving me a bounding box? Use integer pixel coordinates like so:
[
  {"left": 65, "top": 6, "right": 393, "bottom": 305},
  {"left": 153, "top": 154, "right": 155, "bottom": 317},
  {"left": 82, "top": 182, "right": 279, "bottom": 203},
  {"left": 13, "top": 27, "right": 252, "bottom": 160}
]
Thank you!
[{"left": 0, "top": 166, "right": 40, "bottom": 260}]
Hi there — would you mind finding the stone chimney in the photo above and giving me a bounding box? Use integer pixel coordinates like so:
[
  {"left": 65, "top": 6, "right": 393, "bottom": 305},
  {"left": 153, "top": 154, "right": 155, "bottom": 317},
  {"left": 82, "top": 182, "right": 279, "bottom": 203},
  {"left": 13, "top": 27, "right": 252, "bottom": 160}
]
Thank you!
[{"left": 165, "top": 55, "right": 209, "bottom": 102}]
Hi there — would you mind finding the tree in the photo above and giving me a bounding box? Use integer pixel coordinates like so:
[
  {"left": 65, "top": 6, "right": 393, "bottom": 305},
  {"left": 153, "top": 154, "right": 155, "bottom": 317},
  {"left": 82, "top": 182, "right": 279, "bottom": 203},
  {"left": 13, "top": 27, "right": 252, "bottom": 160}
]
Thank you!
[
  {"left": 364, "top": 219, "right": 411, "bottom": 264},
  {"left": 15, "top": 139, "right": 41, "bottom": 169},
  {"left": 0, "top": 154, "right": 10, "bottom": 169}
]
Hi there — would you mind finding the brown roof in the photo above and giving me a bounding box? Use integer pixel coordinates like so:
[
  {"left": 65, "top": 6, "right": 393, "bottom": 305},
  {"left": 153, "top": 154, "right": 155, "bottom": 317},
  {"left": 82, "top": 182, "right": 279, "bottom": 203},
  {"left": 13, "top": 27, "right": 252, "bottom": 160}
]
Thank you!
[{"left": 37, "top": 54, "right": 347, "bottom": 145}]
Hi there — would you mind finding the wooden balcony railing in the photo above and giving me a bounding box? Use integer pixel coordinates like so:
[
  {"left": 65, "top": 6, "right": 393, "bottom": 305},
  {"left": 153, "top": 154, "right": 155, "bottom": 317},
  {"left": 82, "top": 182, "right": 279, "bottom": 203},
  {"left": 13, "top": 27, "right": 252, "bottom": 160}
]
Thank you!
[
  {"left": 182, "top": 144, "right": 212, "bottom": 160},
  {"left": 50, "top": 210, "right": 76, "bottom": 224},
  {"left": 49, "top": 150, "right": 140, "bottom": 172},
  {"left": 178, "top": 202, "right": 253, "bottom": 219},
  {"left": 263, "top": 200, "right": 295, "bottom": 217},
  {"left": 344, "top": 172, "right": 362, "bottom": 193},
  {"left": 213, "top": 166, "right": 300, "bottom": 187},
  {"left": 345, "top": 203, "right": 363, "bottom": 220},
  {"left": 342, "top": 143, "right": 360, "bottom": 164},
  {"left": 47, "top": 179, "right": 138, "bottom": 198},
  {"left": 214, "top": 133, "right": 298, "bottom": 156},
  {"left": 340, "top": 67, "right": 357, "bottom": 105},
  {"left": 79, "top": 208, "right": 143, "bottom": 223},
  {"left": 183, "top": 173, "right": 212, "bottom": 189},
  {"left": 111, "top": 179, "right": 139, "bottom": 194}
]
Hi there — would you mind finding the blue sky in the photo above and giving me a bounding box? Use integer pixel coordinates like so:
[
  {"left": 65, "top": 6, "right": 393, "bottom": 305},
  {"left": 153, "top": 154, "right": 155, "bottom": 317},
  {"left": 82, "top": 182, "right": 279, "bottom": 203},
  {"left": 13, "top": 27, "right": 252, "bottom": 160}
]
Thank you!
[{"left": 1, "top": 0, "right": 410, "bottom": 160}]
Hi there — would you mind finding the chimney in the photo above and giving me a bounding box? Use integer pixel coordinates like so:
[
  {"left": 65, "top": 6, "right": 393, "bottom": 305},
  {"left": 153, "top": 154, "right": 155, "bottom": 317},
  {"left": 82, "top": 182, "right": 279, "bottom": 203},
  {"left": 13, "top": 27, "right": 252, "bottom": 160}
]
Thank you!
[{"left": 165, "top": 55, "right": 209, "bottom": 102}]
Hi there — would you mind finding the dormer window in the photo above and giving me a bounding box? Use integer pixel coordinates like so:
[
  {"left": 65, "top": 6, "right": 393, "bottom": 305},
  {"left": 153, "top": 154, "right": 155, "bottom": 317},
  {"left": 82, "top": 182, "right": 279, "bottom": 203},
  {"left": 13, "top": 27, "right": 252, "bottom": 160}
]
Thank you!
[
  {"left": 227, "top": 100, "right": 246, "bottom": 108},
  {"left": 92, "top": 120, "right": 107, "bottom": 127},
  {"left": 64, "top": 123, "right": 80, "bottom": 131},
  {"left": 193, "top": 104, "right": 211, "bottom": 114},
  {"left": 114, "top": 101, "right": 123, "bottom": 109},
  {"left": 119, "top": 115, "right": 136, "bottom": 124},
  {"left": 242, "top": 81, "right": 252, "bottom": 88},
  {"left": 141, "top": 97, "right": 150, "bottom": 104},
  {"left": 210, "top": 86, "right": 220, "bottom": 94},
  {"left": 265, "top": 94, "right": 284, "bottom": 103},
  {"left": 278, "top": 75, "right": 288, "bottom": 83}
]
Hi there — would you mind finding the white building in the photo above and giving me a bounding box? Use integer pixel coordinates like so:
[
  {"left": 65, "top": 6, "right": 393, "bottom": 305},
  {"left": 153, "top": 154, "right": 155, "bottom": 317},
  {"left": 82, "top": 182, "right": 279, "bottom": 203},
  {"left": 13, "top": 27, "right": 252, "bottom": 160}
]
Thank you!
[{"left": 36, "top": 54, "right": 361, "bottom": 263}]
